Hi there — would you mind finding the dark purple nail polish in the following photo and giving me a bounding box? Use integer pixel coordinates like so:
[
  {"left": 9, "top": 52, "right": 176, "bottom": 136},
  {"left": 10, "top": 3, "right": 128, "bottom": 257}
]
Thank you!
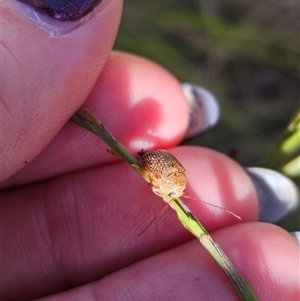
[{"left": 18, "top": 0, "right": 102, "bottom": 21}]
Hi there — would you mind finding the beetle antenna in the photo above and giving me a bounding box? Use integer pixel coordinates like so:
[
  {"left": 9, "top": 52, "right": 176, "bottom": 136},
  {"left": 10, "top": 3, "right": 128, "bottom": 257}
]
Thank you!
[
  {"left": 138, "top": 203, "right": 170, "bottom": 236},
  {"left": 182, "top": 195, "right": 244, "bottom": 221}
]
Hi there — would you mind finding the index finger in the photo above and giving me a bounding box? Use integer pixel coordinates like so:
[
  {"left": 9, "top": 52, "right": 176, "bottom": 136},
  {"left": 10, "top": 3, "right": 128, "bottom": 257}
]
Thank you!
[{"left": 3, "top": 52, "right": 189, "bottom": 188}]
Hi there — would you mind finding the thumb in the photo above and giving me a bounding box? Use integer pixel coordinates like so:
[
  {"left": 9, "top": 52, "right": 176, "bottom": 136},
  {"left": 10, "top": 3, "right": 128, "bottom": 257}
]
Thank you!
[{"left": 1, "top": 0, "right": 122, "bottom": 181}]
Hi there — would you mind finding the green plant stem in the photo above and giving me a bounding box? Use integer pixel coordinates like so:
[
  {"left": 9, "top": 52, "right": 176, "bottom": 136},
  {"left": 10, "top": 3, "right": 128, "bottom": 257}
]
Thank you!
[
  {"left": 263, "top": 109, "right": 300, "bottom": 171},
  {"left": 70, "top": 106, "right": 258, "bottom": 301}
]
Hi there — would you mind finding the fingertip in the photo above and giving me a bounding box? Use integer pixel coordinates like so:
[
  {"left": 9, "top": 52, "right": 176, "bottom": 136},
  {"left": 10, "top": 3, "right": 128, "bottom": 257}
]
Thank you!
[
  {"left": 85, "top": 52, "right": 189, "bottom": 150},
  {"left": 215, "top": 223, "right": 299, "bottom": 301},
  {"left": 171, "top": 146, "right": 259, "bottom": 228}
]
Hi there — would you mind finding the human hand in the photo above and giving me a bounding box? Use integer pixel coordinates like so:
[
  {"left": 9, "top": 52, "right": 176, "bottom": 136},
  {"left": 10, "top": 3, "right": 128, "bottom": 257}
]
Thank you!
[{"left": 1, "top": 1, "right": 299, "bottom": 300}]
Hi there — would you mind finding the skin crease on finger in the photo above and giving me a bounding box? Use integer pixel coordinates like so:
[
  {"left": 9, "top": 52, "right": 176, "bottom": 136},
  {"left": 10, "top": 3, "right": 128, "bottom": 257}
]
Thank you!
[
  {"left": 0, "top": 0, "right": 123, "bottom": 181},
  {"left": 2, "top": 52, "right": 189, "bottom": 189},
  {"left": 1, "top": 146, "right": 261, "bottom": 300}
]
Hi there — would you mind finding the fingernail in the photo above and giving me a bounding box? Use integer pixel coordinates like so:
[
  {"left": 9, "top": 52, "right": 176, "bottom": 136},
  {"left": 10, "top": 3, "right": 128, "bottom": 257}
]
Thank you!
[
  {"left": 6, "top": 0, "right": 103, "bottom": 35},
  {"left": 182, "top": 83, "right": 220, "bottom": 139},
  {"left": 290, "top": 232, "right": 300, "bottom": 244},
  {"left": 246, "top": 167, "right": 299, "bottom": 223}
]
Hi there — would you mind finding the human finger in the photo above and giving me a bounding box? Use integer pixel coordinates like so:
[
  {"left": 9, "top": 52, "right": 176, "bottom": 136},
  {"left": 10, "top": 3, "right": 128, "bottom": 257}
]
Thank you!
[
  {"left": 34, "top": 223, "right": 300, "bottom": 301},
  {"left": 1, "top": 146, "right": 258, "bottom": 300},
  {"left": 3, "top": 52, "right": 190, "bottom": 188}
]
